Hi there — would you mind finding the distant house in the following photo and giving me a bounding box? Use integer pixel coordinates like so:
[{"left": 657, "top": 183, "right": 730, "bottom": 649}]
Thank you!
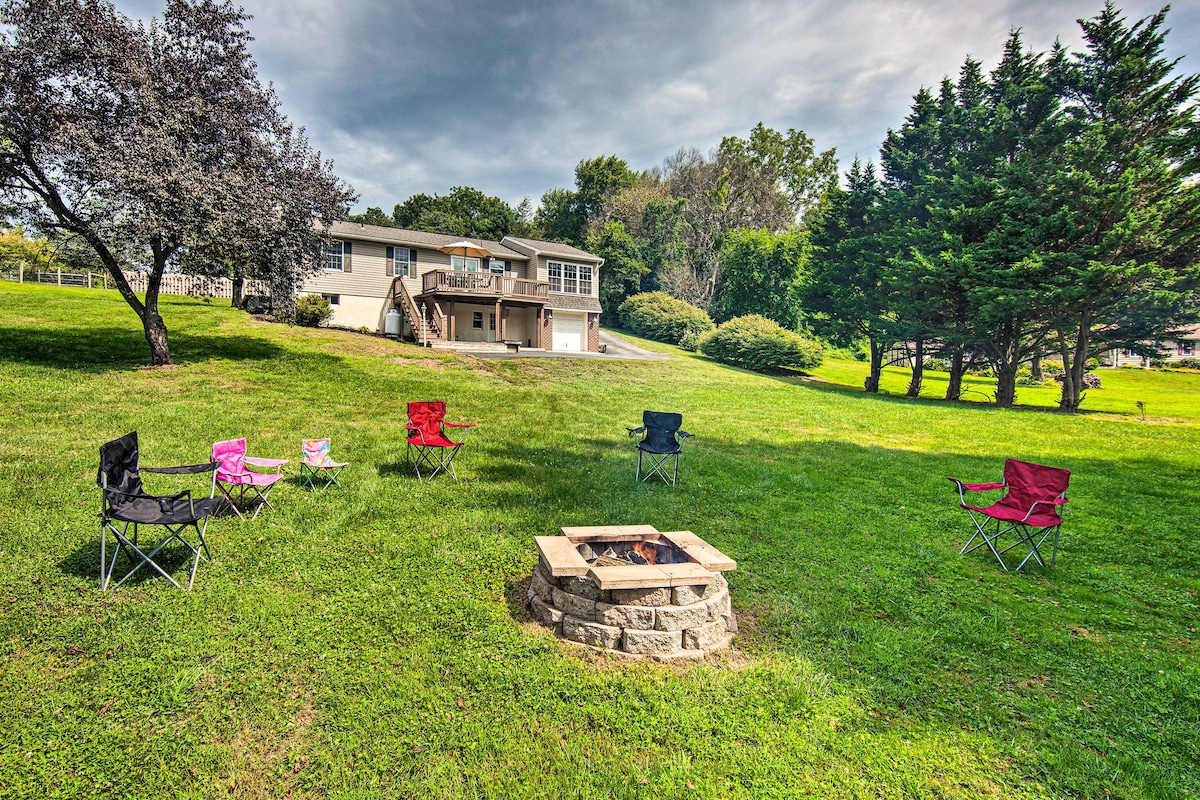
[
  {"left": 1107, "top": 324, "right": 1200, "bottom": 367},
  {"left": 299, "top": 222, "right": 604, "bottom": 352}
]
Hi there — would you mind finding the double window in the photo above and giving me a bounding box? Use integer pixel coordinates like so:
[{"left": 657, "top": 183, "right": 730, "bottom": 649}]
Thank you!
[
  {"left": 452, "top": 256, "right": 480, "bottom": 272},
  {"left": 548, "top": 261, "right": 593, "bottom": 295},
  {"left": 322, "top": 241, "right": 344, "bottom": 271}
]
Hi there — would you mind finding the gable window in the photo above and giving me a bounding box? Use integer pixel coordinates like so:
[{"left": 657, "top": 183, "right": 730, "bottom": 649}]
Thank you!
[
  {"left": 548, "top": 261, "right": 593, "bottom": 295},
  {"left": 452, "top": 256, "right": 480, "bottom": 272},
  {"left": 322, "top": 241, "right": 344, "bottom": 271}
]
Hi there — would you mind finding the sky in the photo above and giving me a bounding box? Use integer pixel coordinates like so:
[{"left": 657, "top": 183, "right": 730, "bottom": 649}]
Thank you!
[{"left": 114, "top": 0, "right": 1200, "bottom": 214}]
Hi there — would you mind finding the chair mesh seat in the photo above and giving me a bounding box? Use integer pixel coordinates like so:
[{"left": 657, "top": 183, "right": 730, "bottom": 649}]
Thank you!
[{"left": 106, "top": 495, "right": 217, "bottom": 525}]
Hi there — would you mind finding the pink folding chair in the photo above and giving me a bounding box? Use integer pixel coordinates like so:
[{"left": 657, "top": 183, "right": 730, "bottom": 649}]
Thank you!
[
  {"left": 948, "top": 459, "right": 1070, "bottom": 571},
  {"left": 300, "top": 438, "right": 348, "bottom": 489},
  {"left": 211, "top": 438, "right": 287, "bottom": 519}
]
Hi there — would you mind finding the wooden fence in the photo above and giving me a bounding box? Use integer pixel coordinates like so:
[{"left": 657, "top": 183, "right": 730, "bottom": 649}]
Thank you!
[{"left": 1, "top": 265, "right": 268, "bottom": 299}]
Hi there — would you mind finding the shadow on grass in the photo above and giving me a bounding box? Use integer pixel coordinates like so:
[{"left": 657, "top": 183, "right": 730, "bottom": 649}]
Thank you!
[
  {"left": 58, "top": 531, "right": 205, "bottom": 588},
  {"left": 0, "top": 325, "right": 285, "bottom": 373}
]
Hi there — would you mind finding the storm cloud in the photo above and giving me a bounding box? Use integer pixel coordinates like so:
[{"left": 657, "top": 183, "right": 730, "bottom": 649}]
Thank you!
[{"left": 116, "top": 0, "right": 1200, "bottom": 212}]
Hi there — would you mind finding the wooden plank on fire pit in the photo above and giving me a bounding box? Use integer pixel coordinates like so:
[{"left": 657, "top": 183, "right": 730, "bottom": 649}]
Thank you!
[
  {"left": 659, "top": 531, "right": 737, "bottom": 571},
  {"left": 657, "top": 563, "right": 718, "bottom": 586},
  {"left": 588, "top": 565, "right": 673, "bottom": 590},
  {"left": 561, "top": 525, "right": 660, "bottom": 543},
  {"left": 534, "top": 536, "right": 591, "bottom": 577}
]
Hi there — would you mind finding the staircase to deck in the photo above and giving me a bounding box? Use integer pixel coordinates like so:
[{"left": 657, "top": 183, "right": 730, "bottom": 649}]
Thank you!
[{"left": 391, "top": 278, "right": 444, "bottom": 343}]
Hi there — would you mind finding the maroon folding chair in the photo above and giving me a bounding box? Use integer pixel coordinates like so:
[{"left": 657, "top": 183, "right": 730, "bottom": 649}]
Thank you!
[
  {"left": 406, "top": 401, "right": 475, "bottom": 480},
  {"left": 948, "top": 459, "right": 1070, "bottom": 572}
]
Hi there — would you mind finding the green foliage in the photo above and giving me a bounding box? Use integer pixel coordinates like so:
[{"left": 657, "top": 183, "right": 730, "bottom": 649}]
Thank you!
[
  {"left": 390, "top": 186, "right": 519, "bottom": 241},
  {"left": 715, "top": 228, "right": 808, "bottom": 328},
  {"left": 0, "top": 227, "right": 65, "bottom": 273},
  {"left": 699, "top": 314, "right": 823, "bottom": 371},
  {"left": 617, "top": 291, "right": 713, "bottom": 345},
  {"left": 345, "top": 206, "right": 397, "bottom": 228},
  {"left": 584, "top": 220, "right": 648, "bottom": 323},
  {"left": 294, "top": 293, "right": 331, "bottom": 327},
  {"left": 1175, "top": 357, "right": 1200, "bottom": 370}
]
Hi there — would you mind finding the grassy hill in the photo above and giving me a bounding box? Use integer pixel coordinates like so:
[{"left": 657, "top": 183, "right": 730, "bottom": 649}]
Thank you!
[{"left": 1, "top": 282, "right": 1197, "bottom": 799}]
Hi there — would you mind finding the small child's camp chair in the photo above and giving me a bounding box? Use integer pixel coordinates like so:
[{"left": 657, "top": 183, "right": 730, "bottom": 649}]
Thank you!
[
  {"left": 211, "top": 438, "right": 287, "bottom": 519},
  {"left": 300, "top": 439, "right": 348, "bottom": 489}
]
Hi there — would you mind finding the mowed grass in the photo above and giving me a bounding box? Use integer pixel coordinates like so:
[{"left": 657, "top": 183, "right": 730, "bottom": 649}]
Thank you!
[{"left": 0, "top": 281, "right": 1197, "bottom": 799}]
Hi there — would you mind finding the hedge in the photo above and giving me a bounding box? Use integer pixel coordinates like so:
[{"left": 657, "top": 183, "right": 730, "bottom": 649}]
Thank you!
[
  {"left": 617, "top": 291, "right": 714, "bottom": 345},
  {"left": 699, "top": 314, "right": 823, "bottom": 371}
]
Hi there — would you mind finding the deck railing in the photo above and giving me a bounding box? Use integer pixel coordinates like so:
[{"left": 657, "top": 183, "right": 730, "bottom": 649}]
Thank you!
[{"left": 421, "top": 270, "right": 549, "bottom": 300}]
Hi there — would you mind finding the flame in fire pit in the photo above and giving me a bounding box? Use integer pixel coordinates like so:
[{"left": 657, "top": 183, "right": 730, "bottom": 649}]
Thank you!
[{"left": 631, "top": 540, "right": 658, "bottom": 565}]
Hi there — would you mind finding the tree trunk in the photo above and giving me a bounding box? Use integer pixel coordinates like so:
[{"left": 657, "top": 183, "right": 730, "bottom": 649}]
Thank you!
[
  {"left": 906, "top": 339, "right": 924, "bottom": 397},
  {"left": 865, "top": 337, "right": 884, "bottom": 393},
  {"left": 945, "top": 348, "right": 964, "bottom": 401},
  {"left": 1030, "top": 356, "right": 1043, "bottom": 382},
  {"left": 231, "top": 276, "right": 244, "bottom": 308},
  {"left": 994, "top": 360, "right": 1018, "bottom": 408},
  {"left": 1058, "top": 314, "right": 1091, "bottom": 413},
  {"left": 142, "top": 257, "right": 171, "bottom": 365}
]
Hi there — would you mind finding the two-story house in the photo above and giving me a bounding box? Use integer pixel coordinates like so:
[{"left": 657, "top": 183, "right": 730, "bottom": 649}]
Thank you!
[{"left": 299, "top": 222, "right": 604, "bottom": 352}]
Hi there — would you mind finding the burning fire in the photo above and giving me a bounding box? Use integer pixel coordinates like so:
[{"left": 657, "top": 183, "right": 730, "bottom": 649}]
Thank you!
[{"left": 631, "top": 541, "right": 658, "bottom": 565}]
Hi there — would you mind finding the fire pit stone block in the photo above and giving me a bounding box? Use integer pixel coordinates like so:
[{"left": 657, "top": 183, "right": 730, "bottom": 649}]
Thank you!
[
  {"left": 596, "top": 602, "right": 655, "bottom": 630},
  {"left": 551, "top": 588, "right": 598, "bottom": 620},
  {"left": 610, "top": 586, "right": 672, "bottom": 607},
  {"left": 684, "top": 620, "right": 730, "bottom": 651},
  {"left": 655, "top": 601, "right": 710, "bottom": 632},
  {"left": 528, "top": 593, "right": 564, "bottom": 630},
  {"left": 563, "top": 616, "right": 622, "bottom": 650},
  {"left": 530, "top": 567, "right": 557, "bottom": 604},
  {"left": 623, "top": 629, "right": 683, "bottom": 654},
  {"left": 673, "top": 579, "right": 721, "bottom": 606},
  {"left": 561, "top": 575, "right": 604, "bottom": 601}
]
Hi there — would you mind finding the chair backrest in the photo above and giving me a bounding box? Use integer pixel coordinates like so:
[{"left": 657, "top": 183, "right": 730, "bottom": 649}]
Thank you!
[
  {"left": 642, "top": 410, "right": 684, "bottom": 451},
  {"left": 302, "top": 438, "right": 332, "bottom": 467},
  {"left": 97, "top": 431, "right": 143, "bottom": 500},
  {"left": 408, "top": 401, "right": 447, "bottom": 441},
  {"left": 212, "top": 438, "right": 248, "bottom": 479},
  {"left": 1004, "top": 458, "right": 1070, "bottom": 508}
]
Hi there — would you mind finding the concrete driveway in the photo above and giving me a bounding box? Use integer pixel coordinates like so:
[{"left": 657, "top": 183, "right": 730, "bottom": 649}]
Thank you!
[{"left": 472, "top": 329, "right": 673, "bottom": 360}]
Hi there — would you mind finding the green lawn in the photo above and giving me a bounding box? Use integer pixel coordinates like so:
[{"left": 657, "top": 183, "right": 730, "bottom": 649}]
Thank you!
[{"left": 1, "top": 282, "right": 1197, "bottom": 799}]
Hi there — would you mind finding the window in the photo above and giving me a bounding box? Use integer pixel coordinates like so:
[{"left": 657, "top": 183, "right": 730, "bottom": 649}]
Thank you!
[
  {"left": 488, "top": 258, "right": 505, "bottom": 274},
  {"left": 472, "top": 311, "right": 483, "bottom": 329},
  {"left": 489, "top": 313, "right": 496, "bottom": 332},
  {"left": 322, "top": 241, "right": 344, "bottom": 271},
  {"left": 321, "top": 293, "right": 339, "bottom": 306},
  {"left": 548, "top": 261, "right": 593, "bottom": 295},
  {"left": 395, "top": 248, "right": 410, "bottom": 277},
  {"left": 1181, "top": 341, "right": 1196, "bottom": 356},
  {"left": 452, "top": 256, "right": 480, "bottom": 272}
]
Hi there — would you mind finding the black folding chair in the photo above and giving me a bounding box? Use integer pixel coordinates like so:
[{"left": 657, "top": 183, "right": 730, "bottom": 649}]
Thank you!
[
  {"left": 627, "top": 410, "right": 692, "bottom": 485},
  {"left": 97, "top": 431, "right": 218, "bottom": 591}
]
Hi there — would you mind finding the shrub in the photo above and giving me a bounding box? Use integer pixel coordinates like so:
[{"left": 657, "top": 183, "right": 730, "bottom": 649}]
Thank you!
[
  {"left": 618, "top": 292, "right": 714, "bottom": 345},
  {"left": 294, "top": 294, "right": 331, "bottom": 327},
  {"left": 924, "top": 357, "right": 950, "bottom": 372},
  {"left": 1040, "top": 360, "right": 1064, "bottom": 376},
  {"left": 677, "top": 330, "right": 703, "bottom": 352},
  {"left": 698, "top": 315, "right": 823, "bottom": 372},
  {"left": 1175, "top": 357, "right": 1200, "bottom": 370}
]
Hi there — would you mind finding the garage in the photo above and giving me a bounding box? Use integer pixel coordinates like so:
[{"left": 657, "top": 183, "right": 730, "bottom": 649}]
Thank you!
[{"left": 551, "top": 311, "right": 585, "bottom": 351}]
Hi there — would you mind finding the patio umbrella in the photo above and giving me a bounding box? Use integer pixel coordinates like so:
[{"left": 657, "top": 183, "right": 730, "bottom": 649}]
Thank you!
[{"left": 439, "top": 240, "right": 491, "bottom": 259}]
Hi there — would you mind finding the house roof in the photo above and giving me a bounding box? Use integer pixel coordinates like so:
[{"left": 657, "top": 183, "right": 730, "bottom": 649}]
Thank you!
[
  {"left": 330, "top": 221, "right": 530, "bottom": 260},
  {"left": 546, "top": 294, "right": 603, "bottom": 313},
  {"left": 502, "top": 236, "right": 604, "bottom": 264}
]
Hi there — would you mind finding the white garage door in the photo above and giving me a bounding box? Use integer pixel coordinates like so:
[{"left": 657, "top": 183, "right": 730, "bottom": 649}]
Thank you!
[{"left": 552, "top": 312, "right": 585, "bottom": 352}]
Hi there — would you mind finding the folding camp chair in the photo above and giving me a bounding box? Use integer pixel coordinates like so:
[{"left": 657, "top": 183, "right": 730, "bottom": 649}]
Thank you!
[
  {"left": 948, "top": 458, "right": 1071, "bottom": 572},
  {"left": 212, "top": 438, "right": 287, "bottom": 519},
  {"left": 97, "top": 431, "right": 218, "bottom": 591},
  {"left": 300, "top": 439, "right": 348, "bottom": 489},
  {"left": 406, "top": 401, "right": 475, "bottom": 481},
  {"left": 627, "top": 410, "right": 692, "bottom": 485}
]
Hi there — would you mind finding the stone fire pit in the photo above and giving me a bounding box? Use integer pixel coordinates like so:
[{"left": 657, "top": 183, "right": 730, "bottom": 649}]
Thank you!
[{"left": 528, "top": 525, "right": 736, "bottom": 659}]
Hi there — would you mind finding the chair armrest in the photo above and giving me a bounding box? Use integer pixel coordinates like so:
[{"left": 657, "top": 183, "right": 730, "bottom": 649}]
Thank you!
[
  {"left": 678, "top": 429, "right": 693, "bottom": 439},
  {"left": 1020, "top": 496, "right": 1067, "bottom": 522},
  {"left": 444, "top": 422, "right": 475, "bottom": 429},
  {"left": 947, "top": 476, "right": 1003, "bottom": 506},
  {"left": 143, "top": 462, "right": 219, "bottom": 475},
  {"left": 245, "top": 457, "right": 288, "bottom": 467},
  {"left": 406, "top": 425, "right": 427, "bottom": 445},
  {"left": 627, "top": 426, "right": 645, "bottom": 437}
]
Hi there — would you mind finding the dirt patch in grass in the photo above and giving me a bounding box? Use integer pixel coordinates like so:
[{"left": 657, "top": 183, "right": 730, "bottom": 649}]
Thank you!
[{"left": 225, "top": 697, "right": 317, "bottom": 799}]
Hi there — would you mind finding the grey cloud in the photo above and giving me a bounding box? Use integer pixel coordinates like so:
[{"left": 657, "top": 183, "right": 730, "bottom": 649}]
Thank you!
[{"left": 114, "top": 0, "right": 1200, "bottom": 210}]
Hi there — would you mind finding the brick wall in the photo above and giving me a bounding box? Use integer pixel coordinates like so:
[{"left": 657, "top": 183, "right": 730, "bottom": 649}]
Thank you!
[
  {"left": 540, "top": 313, "right": 553, "bottom": 349},
  {"left": 587, "top": 313, "right": 599, "bottom": 352}
]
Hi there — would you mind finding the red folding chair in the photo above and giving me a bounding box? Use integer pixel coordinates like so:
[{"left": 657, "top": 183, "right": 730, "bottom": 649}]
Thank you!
[
  {"left": 948, "top": 459, "right": 1070, "bottom": 572},
  {"left": 406, "top": 401, "right": 475, "bottom": 481}
]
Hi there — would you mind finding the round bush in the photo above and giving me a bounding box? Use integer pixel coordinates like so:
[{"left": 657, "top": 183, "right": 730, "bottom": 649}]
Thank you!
[
  {"left": 1175, "top": 357, "right": 1200, "bottom": 370},
  {"left": 1054, "top": 371, "right": 1102, "bottom": 389},
  {"left": 698, "top": 314, "right": 823, "bottom": 371},
  {"left": 294, "top": 294, "right": 332, "bottom": 327},
  {"left": 617, "top": 292, "right": 714, "bottom": 345}
]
